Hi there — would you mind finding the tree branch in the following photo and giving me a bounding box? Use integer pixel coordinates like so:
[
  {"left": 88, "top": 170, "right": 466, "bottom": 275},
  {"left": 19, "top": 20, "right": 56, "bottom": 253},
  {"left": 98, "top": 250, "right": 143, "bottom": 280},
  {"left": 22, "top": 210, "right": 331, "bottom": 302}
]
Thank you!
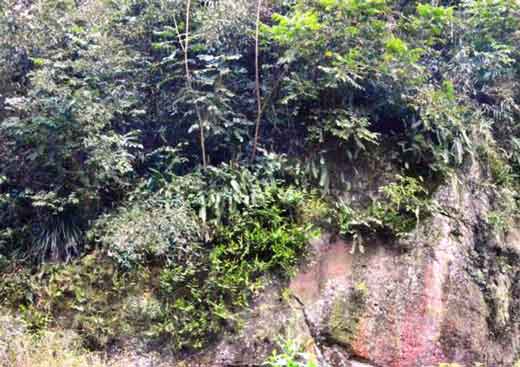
[
  {"left": 251, "top": 0, "right": 262, "bottom": 161},
  {"left": 185, "top": 0, "right": 207, "bottom": 169}
]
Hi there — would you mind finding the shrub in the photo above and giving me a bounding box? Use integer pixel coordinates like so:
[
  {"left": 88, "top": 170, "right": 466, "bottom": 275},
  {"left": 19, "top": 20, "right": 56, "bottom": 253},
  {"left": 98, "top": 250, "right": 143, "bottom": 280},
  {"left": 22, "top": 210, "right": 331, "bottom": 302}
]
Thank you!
[
  {"left": 163, "top": 159, "right": 292, "bottom": 227},
  {"left": 337, "top": 175, "right": 436, "bottom": 250},
  {"left": 93, "top": 195, "right": 202, "bottom": 270},
  {"left": 0, "top": 1, "right": 141, "bottom": 262}
]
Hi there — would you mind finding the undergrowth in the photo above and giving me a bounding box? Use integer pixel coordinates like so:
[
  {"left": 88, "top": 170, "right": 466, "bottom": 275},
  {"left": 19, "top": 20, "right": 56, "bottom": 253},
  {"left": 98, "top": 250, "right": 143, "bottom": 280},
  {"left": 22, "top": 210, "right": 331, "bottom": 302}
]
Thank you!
[
  {"left": 1, "top": 0, "right": 519, "bottom": 360},
  {"left": 0, "top": 166, "right": 314, "bottom": 352}
]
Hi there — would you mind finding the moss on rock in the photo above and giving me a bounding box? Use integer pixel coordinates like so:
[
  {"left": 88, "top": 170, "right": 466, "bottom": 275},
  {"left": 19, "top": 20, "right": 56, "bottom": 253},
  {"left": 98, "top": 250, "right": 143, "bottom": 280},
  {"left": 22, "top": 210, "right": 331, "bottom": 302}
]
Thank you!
[{"left": 327, "top": 283, "right": 368, "bottom": 349}]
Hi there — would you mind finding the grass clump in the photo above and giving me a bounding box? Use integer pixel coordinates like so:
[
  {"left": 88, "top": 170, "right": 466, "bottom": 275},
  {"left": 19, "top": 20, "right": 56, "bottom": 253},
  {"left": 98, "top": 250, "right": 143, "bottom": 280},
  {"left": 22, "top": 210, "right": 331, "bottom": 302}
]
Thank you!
[
  {"left": 264, "top": 338, "right": 318, "bottom": 367},
  {"left": 0, "top": 312, "right": 107, "bottom": 367}
]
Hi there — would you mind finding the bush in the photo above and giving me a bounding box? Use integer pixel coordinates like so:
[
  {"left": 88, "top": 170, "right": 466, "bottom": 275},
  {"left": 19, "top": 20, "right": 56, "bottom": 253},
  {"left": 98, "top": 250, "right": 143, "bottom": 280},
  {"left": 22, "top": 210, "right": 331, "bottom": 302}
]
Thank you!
[
  {"left": 337, "top": 175, "right": 436, "bottom": 250},
  {"left": 0, "top": 0, "right": 141, "bottom": 262},
  {"left": 93, "top": 195, "right": 202, "bottom": 269}
]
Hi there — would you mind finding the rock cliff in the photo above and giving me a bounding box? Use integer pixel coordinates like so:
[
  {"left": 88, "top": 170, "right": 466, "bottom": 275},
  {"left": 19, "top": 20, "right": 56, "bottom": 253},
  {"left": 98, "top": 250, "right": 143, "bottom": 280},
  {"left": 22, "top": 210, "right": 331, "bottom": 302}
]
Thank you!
[{"left": 187, "top": 171, "right": 520, "bottom": 367}]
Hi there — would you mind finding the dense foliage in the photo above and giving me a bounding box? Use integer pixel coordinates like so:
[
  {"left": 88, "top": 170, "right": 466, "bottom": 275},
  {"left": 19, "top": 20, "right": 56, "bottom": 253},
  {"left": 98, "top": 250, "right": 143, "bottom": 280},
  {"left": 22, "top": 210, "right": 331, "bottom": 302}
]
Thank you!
[{"left": 1, "top": 0, "right": 519, "bottom": 356}]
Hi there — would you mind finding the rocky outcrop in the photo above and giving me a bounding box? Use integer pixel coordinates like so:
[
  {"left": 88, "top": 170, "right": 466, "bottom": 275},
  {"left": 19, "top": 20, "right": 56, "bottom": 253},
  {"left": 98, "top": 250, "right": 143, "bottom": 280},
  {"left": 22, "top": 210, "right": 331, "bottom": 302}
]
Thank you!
[{"left": 185, "top": 173, "right": 520, "bottom": 367}]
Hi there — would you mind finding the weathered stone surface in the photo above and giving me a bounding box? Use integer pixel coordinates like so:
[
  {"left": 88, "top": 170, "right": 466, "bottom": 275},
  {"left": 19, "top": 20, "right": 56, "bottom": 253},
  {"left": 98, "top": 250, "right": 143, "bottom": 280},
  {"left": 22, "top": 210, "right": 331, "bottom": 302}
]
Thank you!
[{"left": 185, "top": 174, "right": 520, "bottom": 367}]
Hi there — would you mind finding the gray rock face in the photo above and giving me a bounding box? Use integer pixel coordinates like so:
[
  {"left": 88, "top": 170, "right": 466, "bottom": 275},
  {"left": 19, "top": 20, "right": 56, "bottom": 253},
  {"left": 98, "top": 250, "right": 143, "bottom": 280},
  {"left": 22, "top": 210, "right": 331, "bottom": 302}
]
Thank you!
[{"left": 185, "top": 174, "right": 520, "bottom": 367}]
